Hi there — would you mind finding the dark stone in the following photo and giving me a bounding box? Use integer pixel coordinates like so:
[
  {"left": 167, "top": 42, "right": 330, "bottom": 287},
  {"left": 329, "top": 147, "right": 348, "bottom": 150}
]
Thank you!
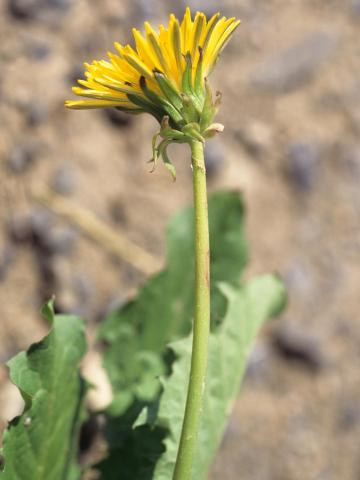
[
  {"left": 338, "top": 403, "right": 360, "bottom": 431},
  {"left": 235, "top": 120, "right": 273, "bottom": 158},
  {"left": 342, "top": 145, "right": 360, "bottom": 178},
  {"left": 46, "top": 228, "right": 77, "bottom": 255},
  {"left": 271, "top": 325, "right": 325, "bottom": 372},
  {"left": 8, "top": 0, "right": 72, "bottom": 21},
  {"left": 286, "top": 142, "right": 321, "bottom": 192},
  {"left": 245, "top": 341, "right": 272, "bottom": 383},
  {"left": 46, "top": 0, "right": 72, "bottom": 9},
  {"left": 7, "top": 213, "right": 33, "bottom": 243},
  {"left": 50, "top": 166, "right": 77, "bottom": 196},
  {"left": 7, "top": 209, "right": 67, "bottom": 303},
  {"left": 250, "top": 31, "right": 339, "bottom": 93},
  {"left": 25, "top": 102, "right": 48, "bottom": 127},
  {"left": 0, "top": 247, "right": 16, "bottom": 282},
  {"left": 103, "top": 108, "right": 133, "bottom": 128},
  {"left": 7, "top": 0, "right": 39, "bottom": 20},
  {"left": 67, "top": 65, "right": 84, "bottom": 85},
  {"left": 204, "top": 141, "right": 225, "bottom": 179},
  {"left": 108, "top": 199, "right": 127, "bottom": 225},
  {"left": 35, "top": 251, "right": 56, "bottom": 300},
  {"left": 8, "top": 209, "right": 54, "bottom": 245},
  {"left": 72, "top": 274, "right": 94, "bottom": 303},
  {"left": 7, "top": 144, "right": 36, "bottom": 173},
  {"left": 26, "top": 40, "right": 52, "bottom": 60},
  {"left": 54, "top": 271, "right": 95, "bottom": 318},
  {"left": 282, "top": 260, "right": 315, "bottom": 296},
  {"left": 29, "top": 209, "right": 54, "bottom": 238}
]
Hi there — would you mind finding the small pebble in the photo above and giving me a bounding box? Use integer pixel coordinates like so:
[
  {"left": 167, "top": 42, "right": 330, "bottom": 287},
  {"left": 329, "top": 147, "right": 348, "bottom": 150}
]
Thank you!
[
  {"left": 52, "top": 257, "right": 94, "bottom": 315},
  {"left": 29, "top": 209, "right": 54, "bottom": 238},
  {"left": 7, "top": 214, "right": 33, "bottom": 243},
  {"left": 338, "top": 403, "right": 360, "bottom": 431},
  {"left": 245, "top": 341, "right": 272, "bottom": 382},
  {"left": 235, "top": 120, "right": 273, "bottom": 157},
  {"left": 204, "top": 141, "right": 225, "bottom": 179},
  {"left": 8, "top": 0, "right": 72, "bottom": 21},
  {"left": 103, "top": 108, "right": 133, "bottom": 128},
  {"left": 341, "top": 145, "right": 360, "bottom": 178},
  {"left": 0, "top": 247, "right": 15, "bottom": 282},
  {"left": 250, "top": 31, "right": 339, "bottom": 93},
  {"left": 46, "top": 228, "right": 77, "bottom": 255},
  {"left": 7, "top": 145, "right": 36, "bottom": 173},
  {"left": 26, "top": 40, "right": 52, "bottom": 60},
  {"left": 35, "top": 253, "right": 57, "bottom": 301},
  {"left": 50, "top": 166, "right": 77, "bottom": 196},
  {"left": 282, "top": 260, "right": 315, "bottom": 296},
  {"left": 271, "top": 325, "right": 325, "bottom": 372},
  {"left": 286, "top": 142, "right": 321, "bottom": 192},
  {"left": 25, "top": 102, "right": 48, "bottom": 127},
  {"left": 108, "top": 198, "right": 127, "bottom": 225},
  {"left": 72, "top": 274, "right": 94, "bottom": 303},
  {"left": 8, "top": 208, "right": 54, "bottom": 245},
  {"left": 7, "top": 0, "right": 39, "bottom": 20},
  {"left": 46, "top": 0, "right": 72, "bottom": 9},
  {"left": 67, "top": 65, "right": 84, "bottom": 85}
]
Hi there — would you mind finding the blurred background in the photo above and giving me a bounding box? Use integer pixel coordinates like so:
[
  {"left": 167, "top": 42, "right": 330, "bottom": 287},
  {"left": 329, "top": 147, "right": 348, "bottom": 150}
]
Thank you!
[{"left": 1, "top": 0, "right": 360, "bottom": 478}]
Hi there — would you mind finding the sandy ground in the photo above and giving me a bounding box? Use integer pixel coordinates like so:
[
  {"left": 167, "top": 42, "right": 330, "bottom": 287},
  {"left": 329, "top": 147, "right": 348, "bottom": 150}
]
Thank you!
[{"left": 1, "top": 0, "right": 360, "bottom": 478}]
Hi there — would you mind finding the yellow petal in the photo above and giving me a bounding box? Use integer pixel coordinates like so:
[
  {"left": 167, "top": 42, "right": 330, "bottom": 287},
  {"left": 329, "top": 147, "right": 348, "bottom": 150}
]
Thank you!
[
  {"left": 190, "top": 12, "right": 206, "bottom": 58},
  {"left": 181, "top": 7, "right": 193, "bottom": 53},
  {"left": 206, "top": 19, "right": 240, "bottom": 73},
  {"left": 122, "top": 50, "right": 154, "bottom": 80},
  {"left": 65, "top": 100, "right": 130, "bottom": 109},
  {"left": 144, "top": 22, "right": 171, "bottom": 76},
  {"left": 169, "top": 14, "right": 183, "bottom": 76},
  {"left": 133, "top": 28, "right": 157, "bottom": 69}
]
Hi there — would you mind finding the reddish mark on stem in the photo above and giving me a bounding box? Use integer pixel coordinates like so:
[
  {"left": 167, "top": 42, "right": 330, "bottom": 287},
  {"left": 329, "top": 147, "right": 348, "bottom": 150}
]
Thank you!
[{"left": 205, "top": 250, "right": 210, "bottom": 287}]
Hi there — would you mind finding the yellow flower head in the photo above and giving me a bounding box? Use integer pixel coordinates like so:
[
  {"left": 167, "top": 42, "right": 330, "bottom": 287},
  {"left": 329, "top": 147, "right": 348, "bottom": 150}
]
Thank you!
[
  {"left": 66, "top": 9, "right": 239, "bottom": 123},
  {"left": 66, "top": 9, "right": 240, "bottom": 177}
]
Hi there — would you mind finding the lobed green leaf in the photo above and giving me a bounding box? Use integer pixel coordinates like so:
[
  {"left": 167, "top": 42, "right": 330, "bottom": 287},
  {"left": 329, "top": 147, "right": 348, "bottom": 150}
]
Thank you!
[
  {"left": 98, "top": 191, "right": 248, "bottom": 414},
  {"left": 95, "top": 191, "right": 286, "bottom": 479},
  {"left": 0, "top": 302, "right": 87, "bottom": 480},
  {"left": 152, "top": 275, "right": 286, "bottom": 479},
  {"left": 97, "top": 275, "right": 285, "bottom": 479}
]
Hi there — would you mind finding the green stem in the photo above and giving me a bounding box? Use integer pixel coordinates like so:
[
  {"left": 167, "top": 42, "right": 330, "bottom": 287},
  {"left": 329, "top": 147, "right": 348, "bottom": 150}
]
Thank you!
[{"left": 173, "top": 140, "right": 210, "bottom": 480}]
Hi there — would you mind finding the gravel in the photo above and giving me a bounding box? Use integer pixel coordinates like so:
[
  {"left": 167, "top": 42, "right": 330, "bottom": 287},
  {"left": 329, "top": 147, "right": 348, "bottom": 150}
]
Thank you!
[{"left": 250, "top": 31, "right": 339, "bottom": 93}]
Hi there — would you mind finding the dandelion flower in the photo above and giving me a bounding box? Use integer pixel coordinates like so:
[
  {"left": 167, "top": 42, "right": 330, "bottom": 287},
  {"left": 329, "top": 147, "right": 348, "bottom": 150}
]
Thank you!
[
  {"left": 67, "top": 10, "right": 239, "bottom": 119},
  {"left": 66, "top": 9, "right": 240, "bottom": 176}
]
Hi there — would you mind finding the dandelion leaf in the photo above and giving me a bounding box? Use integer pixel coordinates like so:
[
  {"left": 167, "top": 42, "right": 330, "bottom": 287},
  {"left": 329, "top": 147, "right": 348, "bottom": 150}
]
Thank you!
[
  {"left": 0, "top": 302, "right": 87, "bottom": 480},
  {"left": 96, "top": 191, "right": 285, "bottom": 479},
  {"left": 97, "top": 276, "right": 285, "bottom": 479},
  {"left": 152, "top": 275, "right": 286, "bottom": 479},
  {"left": 99, "top": 191, "right": 248, "bottom": 414}
]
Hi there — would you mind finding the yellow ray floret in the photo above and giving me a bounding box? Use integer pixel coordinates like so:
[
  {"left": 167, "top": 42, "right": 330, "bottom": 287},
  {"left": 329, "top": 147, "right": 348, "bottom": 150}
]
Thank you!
[{"left": 65, "top": 8, "right": 240, "bottom": 115}]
